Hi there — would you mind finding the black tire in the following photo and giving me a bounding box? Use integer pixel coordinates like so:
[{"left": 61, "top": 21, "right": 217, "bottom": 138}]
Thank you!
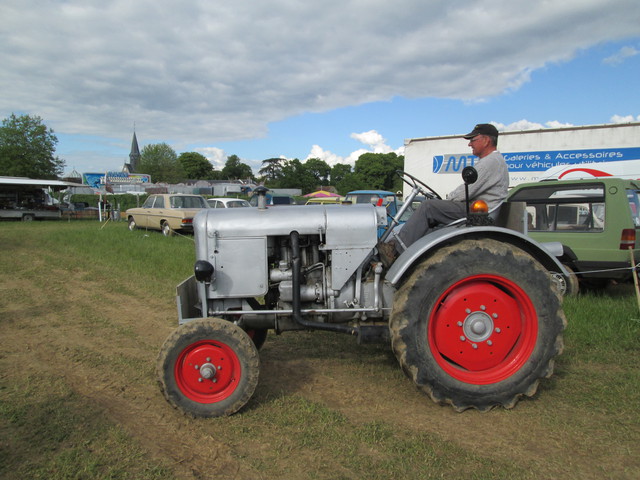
[
  {"left": 555, "top": 264, "right": 579, "bottom": 296},
  {"left": 128, "top": 217, "right": 137, "bottom": 231},
  {"left": 157, "top": 318, "right": 260, "bottom": 417},
  {"left": 390, "top": 239, "right": 566, "bottom": 412},
  {"left": 161, "top": 221, "right": 173, "bottom": 237},
  {"left": 22, "top": 214, "right": 34, "bottom": 222}
]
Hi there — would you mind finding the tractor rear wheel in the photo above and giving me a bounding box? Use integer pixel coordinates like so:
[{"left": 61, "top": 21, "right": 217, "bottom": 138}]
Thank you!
[
  {"left": 390, "top": 239, "right": 566, "bottom": 411},
  {"left": 157, "top": 318, "right": 260, "bottom": 417}
]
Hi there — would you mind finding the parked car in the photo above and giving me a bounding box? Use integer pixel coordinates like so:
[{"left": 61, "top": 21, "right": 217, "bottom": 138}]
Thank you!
[
  {"left": 507, "top": 177, "right": 640, "bottom": 290},
  {"left": 344, "top": 190, "right": 401, "bottom": 237},
  {"left": 248, "top": 192, "right": 296, "bottom": 206},
  {"left": 126, "top": 194, "right": 208, "bottom": 236},
  {"left": 207, "top": 198, "right": 250, "bottom": 208}
]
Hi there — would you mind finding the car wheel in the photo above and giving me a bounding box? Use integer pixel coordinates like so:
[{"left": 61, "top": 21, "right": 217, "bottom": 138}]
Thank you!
[{"left": 162, "top": 221, "right": 173, "bottom": 237}]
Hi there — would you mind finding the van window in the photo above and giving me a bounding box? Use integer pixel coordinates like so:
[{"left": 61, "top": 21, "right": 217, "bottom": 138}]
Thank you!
[
  {"left": 511, "top": 183, "right": 605, "bottom": 232},
  {"left": 627, "top": 190, "right": 640, "bottom": 227},
  {"left": 272, "top": 195, "right": 293, "bottom": 205}
]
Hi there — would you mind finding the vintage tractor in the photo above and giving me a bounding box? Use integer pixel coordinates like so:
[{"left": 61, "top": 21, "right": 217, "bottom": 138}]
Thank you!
[{"left": 157, "top": 170, "right": 568, "bottom": 417}]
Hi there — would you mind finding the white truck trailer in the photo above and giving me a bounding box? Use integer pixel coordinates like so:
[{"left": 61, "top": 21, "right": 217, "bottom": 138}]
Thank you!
[{"left": 403, "top": 122, "right": 640, "bottom": 197}]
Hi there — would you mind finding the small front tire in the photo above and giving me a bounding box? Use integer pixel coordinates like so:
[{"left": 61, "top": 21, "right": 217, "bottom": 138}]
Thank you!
[{"left": 157, "top": 318, "right": 260, "bottom": 417}]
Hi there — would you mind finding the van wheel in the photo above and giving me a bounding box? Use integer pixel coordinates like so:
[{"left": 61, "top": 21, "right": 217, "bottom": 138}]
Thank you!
[{"left": 390, "top": 239, "right": 566, "bottom": 412}]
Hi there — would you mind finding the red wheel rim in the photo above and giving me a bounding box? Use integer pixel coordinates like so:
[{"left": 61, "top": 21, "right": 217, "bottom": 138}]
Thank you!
[
  {"left": 428, "top": 275, "right": 538, "bottom": 385},
  {"left": 174, "top": 340, "right": 241, "bottom": 403}
]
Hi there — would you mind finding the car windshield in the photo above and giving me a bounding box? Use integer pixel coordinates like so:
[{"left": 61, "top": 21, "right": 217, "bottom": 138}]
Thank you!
[
  {"left": 345, "top": 193, "right": 394, "bottom": 206},
  {"left": 142, "top": 196, "right": 156, "bottom": 208},
  {"left": 170, "top": 196, "right": 207, "bottom": 208},
  {"left": 227, "top": 200, "right": 250, "bottom": 208}
]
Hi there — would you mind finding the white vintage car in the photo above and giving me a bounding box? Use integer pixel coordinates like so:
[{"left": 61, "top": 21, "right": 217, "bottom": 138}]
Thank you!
[
  {"left": 207, "top": 197, "right": 251, "bottom": 208},
  {"left": 126, "top": 194, "right": 208, "bottom": 236}
]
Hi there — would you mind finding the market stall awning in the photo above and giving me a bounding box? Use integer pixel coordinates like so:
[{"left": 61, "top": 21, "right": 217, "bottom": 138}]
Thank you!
[{"left": 303, "top": 190, "right": 341, "bottom": 198}]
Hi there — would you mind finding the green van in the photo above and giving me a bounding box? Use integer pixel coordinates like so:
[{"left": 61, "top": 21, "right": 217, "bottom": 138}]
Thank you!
[{"left": 507, "top": 177, "right": 640, "bottom": 290}]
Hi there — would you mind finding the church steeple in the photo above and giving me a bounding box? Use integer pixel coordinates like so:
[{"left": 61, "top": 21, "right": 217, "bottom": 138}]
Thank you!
[
  {"left": 129, "top": 131, "right": 140, "bottom": 172},
  {"left": 123, "top": 129, "right": 141, "bottom": 173}
]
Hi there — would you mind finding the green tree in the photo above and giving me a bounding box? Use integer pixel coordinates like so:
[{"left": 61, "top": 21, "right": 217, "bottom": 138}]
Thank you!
[
  {"left": 304, "top": 158, "right": 331, "bottom": 187},
  {"left": 336, "top": 172, "right": 367, "bottom": 194},
  {"left": 221, "top": 154, "right": 254, "bottom": 180},
  {"left": 139, "top": 143, "right": 184, "bottom": 183},
  {"left": 353, "top": 152, "right": 404, "bottom": 191},
  {"left": 0, "top": 113, "right": 64, "bottom": 179},
  {"left": 330, "top": 163, "right": 352, "bottom": 187},
  {"left": 279, "top": 159, "right": 316, "bottom": 193},
  {"left": 178, "top": 152, "right": 214, "bottom": 179},
  {"left": 258, "top": 157, "right": 285, "bottom": 185}
]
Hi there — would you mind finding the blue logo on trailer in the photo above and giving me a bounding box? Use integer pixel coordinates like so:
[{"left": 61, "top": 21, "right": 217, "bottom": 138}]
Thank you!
[{"left": 434, "top": 147, "right": 640, "bottom": 174}]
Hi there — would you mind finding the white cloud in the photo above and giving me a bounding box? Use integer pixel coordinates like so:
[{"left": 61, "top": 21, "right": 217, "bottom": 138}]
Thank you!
[
  {"left": 344, "top": 149, "right": 371, "bottom": 166},
  {"left": 306, "top": 130, "right": 405, "bottom": 167},
  {"left": 1, "top": 0, "right": 638, "bottom": 148},
  {"left": 196, "top": 147, "right": 227, "bottom": 170},
  {"left": 350, "top": 131, "right": 391, "bottom": 153},
  {"left": 494, "top": 120, "right": 575, "bottom": 132},
  {"left": 603, "top": 45, "right": 639, "bottom": 65},
  {"left": 306, "top": 145, "right": 343, "bottom": 167},
  {"left": 611, "top": 114, "right": 640, "bottom": 123}
]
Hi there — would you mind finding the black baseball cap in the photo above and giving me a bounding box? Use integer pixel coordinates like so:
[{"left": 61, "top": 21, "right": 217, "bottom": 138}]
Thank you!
[{"left": 463, "top": 123, "right": 499, "bottom": 139}]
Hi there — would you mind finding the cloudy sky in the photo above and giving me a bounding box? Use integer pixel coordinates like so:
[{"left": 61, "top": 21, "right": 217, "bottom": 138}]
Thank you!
[{"left": 1, "top": 0, "right": 639, "bottom": 175}]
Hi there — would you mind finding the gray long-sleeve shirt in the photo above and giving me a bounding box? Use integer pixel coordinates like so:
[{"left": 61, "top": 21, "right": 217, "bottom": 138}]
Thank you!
[{"left": 445, "top": 150, "right": 509, "bottom": 209}]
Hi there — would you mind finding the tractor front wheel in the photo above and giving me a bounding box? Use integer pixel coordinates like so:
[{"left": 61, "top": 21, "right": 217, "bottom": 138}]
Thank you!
[
  {"left": 157, "top": 318, "right": 260, "bottom": 417},
  {"left": 390, "top": 239, "right": 566, "bottom": 411}
]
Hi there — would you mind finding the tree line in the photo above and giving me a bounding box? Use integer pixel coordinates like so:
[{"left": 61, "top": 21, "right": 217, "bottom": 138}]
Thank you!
[{"left": 0, "top": 113, "right": 404, "bottom": 195}]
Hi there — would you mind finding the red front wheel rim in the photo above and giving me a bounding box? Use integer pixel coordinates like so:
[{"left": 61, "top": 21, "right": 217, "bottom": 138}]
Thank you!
[
  {"left": 174, "top": 340, "right": 241, "bottom": 403},
  {"left": 428, "top": 275, "right": 538, "bottom": 385}
]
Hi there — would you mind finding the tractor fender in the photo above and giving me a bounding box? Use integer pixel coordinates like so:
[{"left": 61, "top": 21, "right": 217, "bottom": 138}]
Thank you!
[{"left": 385, "top": 225, "right": 570, "bottom": 287}]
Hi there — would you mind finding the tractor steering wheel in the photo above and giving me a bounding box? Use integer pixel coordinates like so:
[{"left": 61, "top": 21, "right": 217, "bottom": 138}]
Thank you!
[{"left": 396, "top": 170, "right": 442, "bottom": 200}]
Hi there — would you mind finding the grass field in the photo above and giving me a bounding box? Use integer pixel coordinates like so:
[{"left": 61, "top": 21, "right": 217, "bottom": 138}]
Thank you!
[{"left": 1, "top": 220, "right": 639, "bottom": 479}]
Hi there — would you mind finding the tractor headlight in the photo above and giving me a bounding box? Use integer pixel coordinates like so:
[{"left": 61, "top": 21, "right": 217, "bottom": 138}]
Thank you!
[{"left": 194, "top": 260, "right": 215, "bottom": 282}]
